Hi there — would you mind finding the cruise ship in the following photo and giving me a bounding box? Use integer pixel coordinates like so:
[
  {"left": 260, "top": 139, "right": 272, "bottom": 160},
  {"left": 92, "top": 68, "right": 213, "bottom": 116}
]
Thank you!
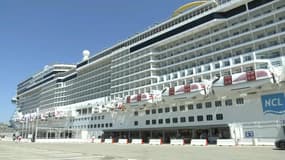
[{"left": 11, "top": 0, "right": 285, "bottom": 144}]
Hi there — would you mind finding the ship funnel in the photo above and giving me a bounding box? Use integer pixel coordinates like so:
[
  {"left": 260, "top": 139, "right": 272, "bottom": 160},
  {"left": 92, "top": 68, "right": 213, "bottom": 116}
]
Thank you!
[{"left": 82, "top": 50, "right": 90, "bottom": 61}]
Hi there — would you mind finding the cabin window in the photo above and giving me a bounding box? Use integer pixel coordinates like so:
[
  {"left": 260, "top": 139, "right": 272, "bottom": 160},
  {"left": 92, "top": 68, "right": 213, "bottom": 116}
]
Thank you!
[
  {"left": 215, "top": 101, "right": 222, "bottom": 107},
  {"left": 134, "top": 111, "right": 138, "bottom": 116},
  {"left": 236, "top": 98, "right": 244, "bottom": 104},
  {"left": 215, "top": 63, "right": 220, "bottom": 69},
  {"left": 145, "top": 110, "right": 150, "bottom": 115},
  {"left": 188, "top": 104, "right": 194, "bottom": 110},
  {"left": 165, "top": 118, "right": 171, "bottom": 124},
  {"left": 134, "top": 121, "right": 138, "bottom": 126},
  {"left": 152, "top": 119, "right": 156, "bottom": 125},
  {"left": 180, "top": 117, "right": 186, "bottom": 123},
  {"left": 206, "top": 115, "right": 213, "bottom": 121},
  {"left": 146, "top": 120, "right": 150, "bottom": 125},
  {"left": 188, "top": 116, "right": 195, "bottom": 122},
  {"left": 179, "top": 105, "right": 185, "bottom": 111},
  {"left": 172, "top": 117, "right": 178, "bottom": 123},
  {"left": 172, "top": 106, "right": 178, "bottom": 112},
  {"left": 197, "top": 115, "right": 203, "bottom": 121},
  {"left": 158, "top": 108, "right": 163, "bottom": 113},
  {"left": 158, "top": 119, "right": 163, "bottom": 124},
  {"left": 205, "top": 102, "right": 212, "bottom": 108},
  {"left": 196, "top": 103, "right": 203, "bottom": 109},
  {"left": 165, "top": 107, "right": 170, "bottom": 113},
  {"left": 225, "top": 99, "right": 233, "bottom": 106},
  {"left": 216, "top": 114, "right": 224, "bottom": 120}
]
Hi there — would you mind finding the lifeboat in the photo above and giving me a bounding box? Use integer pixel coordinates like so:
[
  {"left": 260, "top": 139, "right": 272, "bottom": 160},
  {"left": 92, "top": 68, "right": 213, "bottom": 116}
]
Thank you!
[
  {"left": 212, "top": 69, "right": 278, "bottom": 96},
  {"left": 162, "top": 82, "right": 210, "bottom": 102},
  {"left": 124, "top": 92, "right": 161, "bottom": 108}
]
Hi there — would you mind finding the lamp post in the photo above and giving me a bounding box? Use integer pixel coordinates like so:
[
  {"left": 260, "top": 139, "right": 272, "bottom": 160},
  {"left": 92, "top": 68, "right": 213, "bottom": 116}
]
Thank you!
[{"left": 34, "top": 107, "right": 39, "bottom": 142}]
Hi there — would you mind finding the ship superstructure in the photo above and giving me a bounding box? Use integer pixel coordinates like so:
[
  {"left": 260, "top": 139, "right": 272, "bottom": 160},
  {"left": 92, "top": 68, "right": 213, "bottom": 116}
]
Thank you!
[{"left": 12, "top": 0, "right": 285, "bottom": 143}]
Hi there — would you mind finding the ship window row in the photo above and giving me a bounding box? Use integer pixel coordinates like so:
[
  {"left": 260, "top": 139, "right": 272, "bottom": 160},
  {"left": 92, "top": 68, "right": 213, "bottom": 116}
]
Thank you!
[
  {"left": 112, "top": 67, "right": 151, "bottom": 81},
  {"left": 72, "top": 72, "right": 111, "bottom": 87},
  {"left": 111, "top": 64, "right": 151, "bottom": 80},
  {"left": 112, "top": 49, "right": 150, "bottom": 66},
  {"left": 67, "top": 81, "right": 110, "bottom": 96},
  {"left": 68, "top": 90, "right": 110, "bottom": 102},
  {"left": 112, "top": 50, "right": 129, "bottom": 61},
  {"left": 76, "top": 71, "right": 111, "bottom": 85},
  {"left": 64, "top": 91, "right": 110, "bottom": 105},
  {"left": 67, "top": 87, "right": 110, "bottom": 101},
  {"left": 77, "top": 62, "right": 110, "bottom": 77},
  {"left": 112, "top": 62, "right": 151, "bottom": 79},
  {"left": 71, "top": 123, "right": 113, "bottom": 129},
  {"left": 67, "top": 81, "right": 110, "bottom": 95},
  {"left": 112, "top": 79, "right": 153, "bottom": 92},
  {"left": 112, "top": 72, "right": 151, "bottom": 87},
  {"left": 137, "top": 98, "right": 244, "bottom": 116},
  {"left": 113, "top": 59, "right": 151, "bottom": 74},
  {"left": 141, "top": 114, "right": 223, "bottom": 126},
  {"left": 73, "top": 72, "right": 110, "bottom": 87},
  {"left": 72, "top": 115, "right": 105, "bottom": 122}
]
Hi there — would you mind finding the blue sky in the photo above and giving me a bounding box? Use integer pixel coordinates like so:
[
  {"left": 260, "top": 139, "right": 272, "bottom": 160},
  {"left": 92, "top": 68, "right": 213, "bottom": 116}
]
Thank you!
[{"left": 0, "top": 0, "right": 193, "bottom": 123}]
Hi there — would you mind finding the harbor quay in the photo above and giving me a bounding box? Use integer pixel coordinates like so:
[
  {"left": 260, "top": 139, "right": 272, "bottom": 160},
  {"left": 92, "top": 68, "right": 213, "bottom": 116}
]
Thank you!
[{"left": 0, "top": 141, "right": 284, "bottom": 160}]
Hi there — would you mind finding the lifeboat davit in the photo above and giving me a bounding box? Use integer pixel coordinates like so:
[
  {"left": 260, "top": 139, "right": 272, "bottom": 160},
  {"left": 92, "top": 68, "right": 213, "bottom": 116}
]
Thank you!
[
  {"left": 124, "top": 93, "right": 161, "bottom": 108},
  {"left": 212, "top": 69, "right": 278, "bottom": 96},
  {"left": 162, "top": 82, "right": 210, "bottom": 102}
]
